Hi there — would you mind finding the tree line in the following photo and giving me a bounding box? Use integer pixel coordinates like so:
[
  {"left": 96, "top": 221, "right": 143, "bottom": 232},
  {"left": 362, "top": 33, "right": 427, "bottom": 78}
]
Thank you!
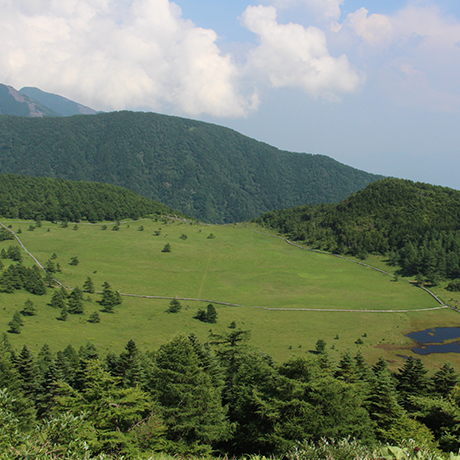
[
  {"left": 254, "top": 178, "right": 460, "bottom": 285},
  {"left": 1, "top": 330, "right": 460, "bottom": 459},
  {"left": 0, "top": 174, "right": 186, "bottom": 222}
]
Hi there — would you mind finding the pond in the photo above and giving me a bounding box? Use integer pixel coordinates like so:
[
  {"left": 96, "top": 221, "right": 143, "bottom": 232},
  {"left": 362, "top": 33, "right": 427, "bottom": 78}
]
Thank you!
[{"left": 406, "top": 327, "right": 460, "bottom": 355}]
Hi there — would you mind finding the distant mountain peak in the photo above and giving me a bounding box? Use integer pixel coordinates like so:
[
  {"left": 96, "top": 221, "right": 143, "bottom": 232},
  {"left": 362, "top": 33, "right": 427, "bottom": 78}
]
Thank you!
[
  {"left": 0, "top": 83, "right": 99, "bottom": 117},
  {"left": 0, "top": 84, "right": 60, "bottom": 117},
  {"left": 20, "top": 86, "right": 99, "bottom": 116}
]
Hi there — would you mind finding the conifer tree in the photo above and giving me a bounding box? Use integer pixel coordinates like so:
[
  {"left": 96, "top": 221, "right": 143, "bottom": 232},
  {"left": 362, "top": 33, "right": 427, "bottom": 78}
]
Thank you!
[
  {"left": 83, "top": 276, "right": 95, "bottom": 293},
  {"left": 153, "top": 335, "right": 230, "bottom": 453},
  {"left": 432, "top": 362, "right": 458, "bottom": 397},
  {"left": 21, "top": 299, "right": 36, "bottom": 316},
  {"left": 167, "top": 298, "right": 182, "bottom": 313},
  {"left": 397, "top": 356, "right": 429, "bottom": 409},
  {"left": 16, "top": 345, "right": 43, "bottom": 405},
  {"left": 57, "top": 305, "right": 68, "bottom": 321},
  {"left": 67, "top": 286, "right": 84, "bottom": 314},
  {"left": 50, "top": 290, "right": 66, "bottom": 309},
  {"left": 8, "top": 311, "right": 23, "bottom": 333}
]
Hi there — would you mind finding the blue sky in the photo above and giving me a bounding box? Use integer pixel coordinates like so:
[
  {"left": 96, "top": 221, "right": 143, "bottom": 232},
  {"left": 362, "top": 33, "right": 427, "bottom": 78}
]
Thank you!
[{"left": 1, "top": 0, "right": 460, "bottom": 190}]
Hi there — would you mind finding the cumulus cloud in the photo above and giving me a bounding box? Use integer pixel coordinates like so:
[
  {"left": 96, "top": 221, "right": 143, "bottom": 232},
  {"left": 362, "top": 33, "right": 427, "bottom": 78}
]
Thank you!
[
  {"left": 338, "top": 3, "right": 460, "bottom": 112},
  {"left": 241, "top": 5, "right": 363, "bottom": 99},
  {"left": 0, "top": 0, "right": 257, "bottom": 116}
]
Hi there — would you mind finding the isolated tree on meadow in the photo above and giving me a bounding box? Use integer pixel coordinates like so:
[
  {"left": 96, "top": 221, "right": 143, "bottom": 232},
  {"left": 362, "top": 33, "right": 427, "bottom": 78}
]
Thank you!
[
  {"left": 21, "top": 299, "right": 36, "bottom": 316},
  {"left": 167, "top": 299, "right": 182, "bottom": 313},
  {"left": 8, "top": 311, "right": 23, "bottom": 333}
]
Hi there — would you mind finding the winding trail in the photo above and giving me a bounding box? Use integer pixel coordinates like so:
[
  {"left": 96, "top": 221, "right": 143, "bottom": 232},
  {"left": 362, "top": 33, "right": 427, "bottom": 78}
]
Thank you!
[{"left": 0, "top": 221, "right": 453, "bottom": 314}]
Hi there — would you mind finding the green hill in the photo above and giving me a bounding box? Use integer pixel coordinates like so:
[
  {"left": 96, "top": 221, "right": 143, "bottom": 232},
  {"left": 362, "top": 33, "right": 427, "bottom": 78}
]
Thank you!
[
  {"left": 254, "top": 178, "right": 460, "bottom": 281},
  {"left": 0, "top": 174, "right": 186, "bottom": 222},
  {"left": 0, "top": 110, "right": 383, "bottom": 223}
]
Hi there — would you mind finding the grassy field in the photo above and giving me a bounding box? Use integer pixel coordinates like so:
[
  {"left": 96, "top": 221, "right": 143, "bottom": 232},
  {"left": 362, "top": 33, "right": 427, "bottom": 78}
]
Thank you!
[{"left": 0, "top": 218, "right": 459, "bottom": 369}]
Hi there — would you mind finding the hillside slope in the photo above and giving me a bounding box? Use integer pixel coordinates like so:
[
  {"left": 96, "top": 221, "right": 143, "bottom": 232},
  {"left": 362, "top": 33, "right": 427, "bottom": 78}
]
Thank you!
[
  {"left": 255, "top": 178, "right": 460, "bottom": 280},
  {"left": 0, "top": 111, "right": 383, "bottom": 222},
  {"left": 0, "top": 174, "right": 186, "bottom": 222}
]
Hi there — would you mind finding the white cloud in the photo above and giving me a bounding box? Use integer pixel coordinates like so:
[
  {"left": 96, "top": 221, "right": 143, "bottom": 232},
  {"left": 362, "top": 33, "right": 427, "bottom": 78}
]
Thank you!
[
  {"left": 241, "top": 5, "right": 363, "bottom": 99},
  {"left": 337, "top": 3, "right": 460, "bottom": 112},
  {"left": 273, "top": 0, "right": 345, "bottom": 21},
  {"left": 343, "top": 7, "right": 393, "bottom": 46},
  {"left": 0, "top": 0, "right": 257, "bottom": 117}
]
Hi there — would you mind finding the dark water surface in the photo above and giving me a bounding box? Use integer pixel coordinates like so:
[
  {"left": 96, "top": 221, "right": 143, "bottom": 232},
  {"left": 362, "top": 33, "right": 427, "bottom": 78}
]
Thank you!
[{"left": 406, "top": 327, "right": 460, "bottom": 355}]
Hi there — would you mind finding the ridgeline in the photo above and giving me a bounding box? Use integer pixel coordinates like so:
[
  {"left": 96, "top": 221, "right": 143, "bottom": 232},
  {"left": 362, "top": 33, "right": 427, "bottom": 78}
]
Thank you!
[{"left": 0, "top": 110, "right": 383, "bottom": 223}]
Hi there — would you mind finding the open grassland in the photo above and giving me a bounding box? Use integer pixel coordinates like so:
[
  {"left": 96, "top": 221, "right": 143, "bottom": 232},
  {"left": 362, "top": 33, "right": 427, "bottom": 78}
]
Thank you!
[{"left": 0, "top": 218, "right": 459, "bottom": 369}]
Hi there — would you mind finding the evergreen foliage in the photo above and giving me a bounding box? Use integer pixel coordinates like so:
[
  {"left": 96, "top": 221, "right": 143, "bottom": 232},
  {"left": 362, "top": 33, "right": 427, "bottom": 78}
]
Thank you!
[
  {"left": 0, "top": 173, "right": 184, "bottom": 223},
  {"left": 255, "top": 178, "right": 460, "bottom": 281},
  {"left": 0, "top": 111, "right": 382, "bottom": 223},
  {"left": 167, "top": 298, "right": 182, "bottom": 313},
  {"left": 99, "top": 282, "right": 122, "bottom": 313},
  {"left": 1, "top": 333, "right": 460, "bottom": 457}
]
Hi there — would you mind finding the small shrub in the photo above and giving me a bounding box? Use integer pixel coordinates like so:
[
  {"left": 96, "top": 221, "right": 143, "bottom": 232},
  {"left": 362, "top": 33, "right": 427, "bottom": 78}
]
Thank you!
[
  {"left": 167, "top": 299, "right": 182, "bottom": 313},
  {"left": 447, "top": 280, "right": 460, "bottom": 292},
  {"left": 162, "top": 243, "right": 171, "bottom": 253},
  {"left": 88, "top": 311, "right": 100, "bottom": 323}
]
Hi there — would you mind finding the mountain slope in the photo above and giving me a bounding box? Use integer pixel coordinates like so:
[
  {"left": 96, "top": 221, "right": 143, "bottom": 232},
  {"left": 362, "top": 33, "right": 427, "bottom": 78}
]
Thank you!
[
  {"left": 20, "top": 86, "right": 98, "bottom": 116},
  {"left": 0, "top": 111, "right": 383, "bottom": 223},
  {"left": 0, "top": 84, "right": 60, "bottom": 117}
]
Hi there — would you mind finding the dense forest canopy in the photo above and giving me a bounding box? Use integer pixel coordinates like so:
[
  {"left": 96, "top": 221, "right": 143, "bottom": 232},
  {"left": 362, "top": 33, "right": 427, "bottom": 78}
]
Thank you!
[
  {"left": 0, "top": 111, "right": 383, "bottom": 223},
  {"left": 254, "top": 178, "right": 460, "bottom": 282},
  {"left": 1, "top": 331, "right": 459, "bottom": 458},
  {"left": 0, "top": 174, "right": 186, "bottom": 222}
]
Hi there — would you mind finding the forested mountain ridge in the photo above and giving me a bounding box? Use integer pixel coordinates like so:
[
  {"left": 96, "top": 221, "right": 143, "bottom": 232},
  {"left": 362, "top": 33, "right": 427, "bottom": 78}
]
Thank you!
[
  {"left": 0, "top": 174, "right": 186, "bottom": 222},
  {"left": 254, "top": 178, "right": 460, "bottom": 282},
  {"left": 0, "top": 110, "right": 383, "bottom": 223}
]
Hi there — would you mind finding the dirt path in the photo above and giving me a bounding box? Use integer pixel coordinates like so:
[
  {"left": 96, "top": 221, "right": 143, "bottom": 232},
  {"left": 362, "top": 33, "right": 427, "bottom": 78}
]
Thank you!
[{"left": 0, "top": 220, "right": 452, "bottom": 314}]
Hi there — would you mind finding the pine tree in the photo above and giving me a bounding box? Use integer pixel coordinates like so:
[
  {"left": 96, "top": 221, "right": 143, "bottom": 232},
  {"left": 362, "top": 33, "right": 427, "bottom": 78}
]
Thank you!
[
  {"left": 432, "top": 362, "right": 458, "bottom": 397},
  {"left": 50, "top": 290, "right": 66, "bottom": 309},
  {"left": 99, "top": 282, "right": 121, "bottom": 312},
  {"left": 335, "top": 351, "right": 356, "bottom": 383},
  {"left": 88, "top": 311, "right": 100, "bottom": 323},
  {"left": 8, "top": 311, "right": 23, "bottom": 333},
  {"left": 167, "top": 298, "right": 182, "bottom": 313},
  {"left": 206, "top": 304, "right": 217, "bottom": 323},
  {"left": 397, "top": 356, "right": 429, "bottom": 409},
  {"left": 67, "top": 286, "right": 84, "bottom": 314},
  {"left": 21, "top": 299, "right": 36, "bottom": 316},
  {"left": 16, "top": 345, "right": 43, "bottom": 405},
  {"left": 153, "top": 335, "right": 230, "bottom": 452},
  {"left": 57, "top": 305, "right": 68, "bottom": 321},
  {"left": 83, "top": 276, "right": 95, "bottom": 293}
]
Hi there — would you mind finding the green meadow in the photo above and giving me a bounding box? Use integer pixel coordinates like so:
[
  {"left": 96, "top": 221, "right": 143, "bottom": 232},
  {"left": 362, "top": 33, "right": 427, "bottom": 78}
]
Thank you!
[{"left": 0, "top": 218, "right": 459, "bottom": 369}]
